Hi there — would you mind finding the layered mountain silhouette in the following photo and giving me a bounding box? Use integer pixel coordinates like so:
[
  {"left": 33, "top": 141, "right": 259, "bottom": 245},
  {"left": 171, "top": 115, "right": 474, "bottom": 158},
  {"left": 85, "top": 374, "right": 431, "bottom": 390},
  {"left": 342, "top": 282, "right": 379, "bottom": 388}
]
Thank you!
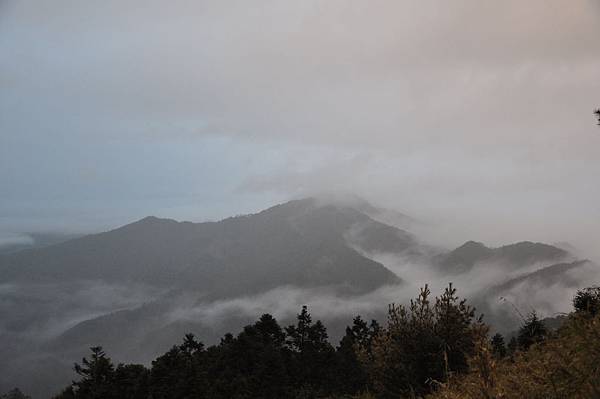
[
  {"left": 436, "top": 240, "right": 570, "bottom": 274},
  {"left": 0, "top": 197, "right": 596, "bottom": 398},
  {"left": 0, "top": 199, "right": 412, "bottom": 297}
]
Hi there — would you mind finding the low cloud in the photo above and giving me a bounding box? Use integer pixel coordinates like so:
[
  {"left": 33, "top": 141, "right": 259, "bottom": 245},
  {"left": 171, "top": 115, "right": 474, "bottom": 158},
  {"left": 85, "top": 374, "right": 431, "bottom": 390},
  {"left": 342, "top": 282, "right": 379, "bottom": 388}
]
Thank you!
[{"left": 0, "top": 233, "right": 34, "bottom": 248}]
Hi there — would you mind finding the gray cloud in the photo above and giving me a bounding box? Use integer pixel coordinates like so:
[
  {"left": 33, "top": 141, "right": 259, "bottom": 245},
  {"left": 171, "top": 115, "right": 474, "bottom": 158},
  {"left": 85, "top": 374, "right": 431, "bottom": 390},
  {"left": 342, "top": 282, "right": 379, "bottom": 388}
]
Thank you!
[
  {"left": 1, "top": 0, "right": 599, "bottom": 254},
  {"left": 0, "top": 233, "right": 34, "bottom": 248}
]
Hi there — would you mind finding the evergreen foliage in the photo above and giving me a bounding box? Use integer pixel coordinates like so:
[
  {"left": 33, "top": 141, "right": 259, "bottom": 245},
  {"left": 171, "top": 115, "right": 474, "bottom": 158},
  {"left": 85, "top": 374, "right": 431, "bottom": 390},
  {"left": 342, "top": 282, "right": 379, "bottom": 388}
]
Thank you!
[
  {"left": 490, "top": 333, "right": 507, "bottom": 359},
  {"left": 52, "top": 285, "right": 598, "bottom": 399},
  {"left": 428, "top": 310, "right": 600, "bottom": 399},
  {"left": 517, "top": 311, "right": 548, "bottom": 350},
  {"left": 362, "top": 284, "right": 481, "bottom": 398},
  {"left": 573, "top": 286, "right": 600, "bottom": 316}
]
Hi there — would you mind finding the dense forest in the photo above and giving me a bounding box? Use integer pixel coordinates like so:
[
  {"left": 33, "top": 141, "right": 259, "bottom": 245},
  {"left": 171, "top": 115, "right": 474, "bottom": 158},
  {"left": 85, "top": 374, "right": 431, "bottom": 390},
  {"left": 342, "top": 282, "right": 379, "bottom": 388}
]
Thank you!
[{"left": 39, "top": 284, "right": 600, "bottom": 399}]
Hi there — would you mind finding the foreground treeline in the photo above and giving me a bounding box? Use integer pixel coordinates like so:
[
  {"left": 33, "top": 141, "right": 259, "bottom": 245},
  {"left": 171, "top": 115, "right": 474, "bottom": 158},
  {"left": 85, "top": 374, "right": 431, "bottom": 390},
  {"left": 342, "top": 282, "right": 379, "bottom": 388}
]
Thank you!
[
  {"left": 52, "top": 284, "right": 600, "bottom": 399},
  {"left": 430, "top": 286, "right": 600, "bottom": 399}
]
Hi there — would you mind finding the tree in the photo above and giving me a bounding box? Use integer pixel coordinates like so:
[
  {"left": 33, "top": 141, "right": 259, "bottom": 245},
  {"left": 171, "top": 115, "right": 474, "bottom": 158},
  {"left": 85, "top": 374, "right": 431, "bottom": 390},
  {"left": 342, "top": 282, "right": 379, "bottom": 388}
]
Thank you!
[
  {"left": 366, "top": 284, "right": 481, "bottom": 398},
  {"left": 53, "top": 346, "right": 150, "bottom": 399},
  {"left": 72, "top": 347, "right": 116, "bottom": 399},
  {"left": 490, "top": 333, "right": 507, "bottom": 359},
  {"left": 335, "top": 316, "right": 378, "bottom": 394},
  {"left": 149, "top": 334, "right": 207, "bottom": 399},
  {"left": 434, "top": 283, "right": 479, "bottom": 374},
  {"left": 507, "top": 336, "right": 518, "bottom": 355},
  {"left": 595, "top": 109, "right": 600, "bottom": 125},
  {"left": 517, "top": 311, "right": 547, "bottom": 350},
  {"left": 573, "top": 286, "right": 600, "bottom": 316},
  {"left": 285, "top": 306, "right": 336, "bottom": 396},
  {"left": 205, "top": 314, "right": 290, "bottom": 399},
  {"left": 111, "top": 364, "right": 149, "bottom": 399}
]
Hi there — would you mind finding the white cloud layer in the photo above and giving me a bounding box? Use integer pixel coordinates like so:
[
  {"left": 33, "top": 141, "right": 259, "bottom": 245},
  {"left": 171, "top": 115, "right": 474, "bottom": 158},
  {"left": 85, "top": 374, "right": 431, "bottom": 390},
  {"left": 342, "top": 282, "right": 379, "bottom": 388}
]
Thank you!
[{"left": 1, "top": 0, "right": 599, "bottom": 254}]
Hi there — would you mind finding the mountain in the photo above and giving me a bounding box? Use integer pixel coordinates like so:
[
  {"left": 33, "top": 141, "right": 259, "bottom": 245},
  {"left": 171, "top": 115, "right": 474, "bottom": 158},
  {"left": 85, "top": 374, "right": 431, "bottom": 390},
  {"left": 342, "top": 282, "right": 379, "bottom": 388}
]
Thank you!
[
  {"left": 0, "top": 199, "right": 410, "bottom": 297},
  {"left": 1, "top": 197, "right": 596, "bottom": 398},
  {"left": 491, "top": 260, "right": 589, "bottom": 294},
  {"left": 436, "top": 240, "right": 569, "bottom": 274},
  {"left": 0, "top": 198, "right": 419, "bottom": 398}
]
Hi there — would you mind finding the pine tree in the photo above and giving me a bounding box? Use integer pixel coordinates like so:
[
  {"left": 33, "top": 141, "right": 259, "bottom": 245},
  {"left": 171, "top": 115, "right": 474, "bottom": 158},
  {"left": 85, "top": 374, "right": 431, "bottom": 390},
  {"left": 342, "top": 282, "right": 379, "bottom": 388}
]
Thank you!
[
  {"left": 335, "top": 316, "right": 372, "bottom": 394},
  {"left": 517, "top": 311, "right": 547, "bottom": 350},
  {"left": 73, "top": 346, "right": 114, "bottom": 399},
  {"left": 507, "top": 336, "right": 518, "bottom": 355},
  {"left": 366, "top": 284, "right": 480, "bottom": 397},
  {"left": 206, "top": 314, "right": 290, "bottom": 399},
  {"left": 490, "top": 333, "right": 507, "bottom": 358},
  {"left": 573, "top": 286, "right": 600, "bottom": 316},
  {"left": 149, "top": 334, "right": 207, "bottom": 399},
  {"left": 435, "top": 283, "right": 478, "bottom": 375},
  {"left": 285, "top": 306, "right": 335, "bottom": 396},
  {"left": 286, "top": 306, "right": 312, "bottom": 353}
]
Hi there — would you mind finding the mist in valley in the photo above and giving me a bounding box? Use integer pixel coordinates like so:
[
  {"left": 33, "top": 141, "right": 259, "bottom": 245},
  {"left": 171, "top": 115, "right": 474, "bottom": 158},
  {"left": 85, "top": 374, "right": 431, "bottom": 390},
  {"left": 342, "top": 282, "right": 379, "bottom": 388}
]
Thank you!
[{"left": 1, "top": 0, "right": 600, "bottom": 397}]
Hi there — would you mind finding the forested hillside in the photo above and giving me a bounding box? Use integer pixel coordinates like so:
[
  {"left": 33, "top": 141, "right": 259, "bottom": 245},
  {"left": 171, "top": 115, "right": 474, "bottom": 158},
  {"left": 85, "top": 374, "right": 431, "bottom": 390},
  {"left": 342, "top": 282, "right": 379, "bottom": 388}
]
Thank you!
[
  {"left": 2, "top": 198, "right": 596, "bottom": 398},
  {"left": 45, "top": 285, "right": 600, "bottom": 399}
]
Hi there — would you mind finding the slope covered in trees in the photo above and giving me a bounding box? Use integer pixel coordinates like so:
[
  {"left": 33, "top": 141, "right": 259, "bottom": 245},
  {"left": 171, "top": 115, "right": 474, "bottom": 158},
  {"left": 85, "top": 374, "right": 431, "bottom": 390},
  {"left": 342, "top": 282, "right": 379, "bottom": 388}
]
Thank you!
[
  {"left": 429, "top": 288, "right": 600, "bottom": 399},
  {"left": 1, "top": 198, "right": 595, "bottom": 397},
  {"left": 51, "top": 284, "right": 600, "bottom": 399}
]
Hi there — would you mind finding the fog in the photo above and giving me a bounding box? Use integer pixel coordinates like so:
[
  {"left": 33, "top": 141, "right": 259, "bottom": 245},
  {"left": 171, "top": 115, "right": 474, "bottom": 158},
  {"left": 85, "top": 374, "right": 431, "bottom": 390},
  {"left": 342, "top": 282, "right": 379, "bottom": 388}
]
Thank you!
[
  {"left": 2, "top": 0, "right": 600, "bottom": 256},
  {"left": 1, "top": 2, "right": 600, "bottom": 396}
]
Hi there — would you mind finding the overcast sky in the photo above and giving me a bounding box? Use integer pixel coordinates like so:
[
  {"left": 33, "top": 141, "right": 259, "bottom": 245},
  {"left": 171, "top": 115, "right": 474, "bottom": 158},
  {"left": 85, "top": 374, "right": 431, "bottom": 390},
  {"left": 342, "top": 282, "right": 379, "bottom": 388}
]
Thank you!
[{"left": 1, "top": 0, "right": 599, "bottom": 252}]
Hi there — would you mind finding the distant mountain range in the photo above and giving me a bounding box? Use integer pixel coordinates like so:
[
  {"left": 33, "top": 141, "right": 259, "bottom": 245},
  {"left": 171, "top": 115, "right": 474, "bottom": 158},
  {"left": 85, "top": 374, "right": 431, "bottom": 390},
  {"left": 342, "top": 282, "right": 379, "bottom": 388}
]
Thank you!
[
  {"left": 0, "top": 199, "right": 409, "bottom": 297},
  {"left": 0, "top": 197, "right": 595, "bottom": 398},
  {"left": 436, "top": 240, "right": 571, "bottom": 274}
]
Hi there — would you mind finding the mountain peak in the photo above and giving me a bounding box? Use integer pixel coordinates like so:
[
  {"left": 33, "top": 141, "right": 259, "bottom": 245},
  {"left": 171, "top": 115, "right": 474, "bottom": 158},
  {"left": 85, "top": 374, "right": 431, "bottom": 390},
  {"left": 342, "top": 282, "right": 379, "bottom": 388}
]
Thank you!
[
  {"left": 458, "top": 240, "right": 489, "bottom": 250},
  {"left": 130, "top": 215, "right": 179, "bottom": 226}
]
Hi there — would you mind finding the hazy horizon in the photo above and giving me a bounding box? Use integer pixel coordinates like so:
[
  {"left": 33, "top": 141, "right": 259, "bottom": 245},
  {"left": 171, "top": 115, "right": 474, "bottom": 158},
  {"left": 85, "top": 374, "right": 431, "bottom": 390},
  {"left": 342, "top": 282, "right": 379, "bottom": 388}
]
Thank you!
[{"left": 2, "top": 1, "right": 600, "bottom": 253}]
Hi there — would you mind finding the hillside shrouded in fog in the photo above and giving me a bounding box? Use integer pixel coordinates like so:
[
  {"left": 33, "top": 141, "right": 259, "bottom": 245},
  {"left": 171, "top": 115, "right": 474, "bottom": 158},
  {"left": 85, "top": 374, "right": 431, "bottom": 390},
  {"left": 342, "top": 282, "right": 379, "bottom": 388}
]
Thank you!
[
  {"left": 1, "top": 198, "right": 598, "bottom": 397},
  {"left": 1, "top": 0, "right": 600, "bottom": 398}
]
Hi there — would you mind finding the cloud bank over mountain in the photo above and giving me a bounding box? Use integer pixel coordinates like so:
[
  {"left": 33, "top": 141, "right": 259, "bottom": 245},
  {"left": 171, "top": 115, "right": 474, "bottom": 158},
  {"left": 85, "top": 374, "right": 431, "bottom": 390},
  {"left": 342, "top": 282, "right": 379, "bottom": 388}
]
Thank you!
[
  {"left": 2, "top": 0, "right": 600, "bottom": 255},
  {"left": 1, "top": 198, "right": 597, "bottom": 397}
]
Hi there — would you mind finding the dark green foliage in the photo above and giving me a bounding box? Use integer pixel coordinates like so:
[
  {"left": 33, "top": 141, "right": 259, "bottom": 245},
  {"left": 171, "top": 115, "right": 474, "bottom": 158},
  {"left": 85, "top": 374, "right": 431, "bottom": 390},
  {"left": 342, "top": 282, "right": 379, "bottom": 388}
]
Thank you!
[
  {"left": 53, "top": 347, "right": 149, "bottom": 399},
  {"left": 204, "top": 314, "right": 290, "bottom": 399},
  {"left": 517, "top": 311, "right": 547, "bottom": 350},
  {"left": 149, "top": 334, "right": 205, "bottom": 399},
  {"left": 285, "top": 306, "right": 337, "bottom": 397},
  {"left": 50, "top": 286, "right": 489, "bottom": 399},
  {"left": 507, "top": 336, "right": 518, "bottom": 355},
  {"left": 367, "top": 284, "right": 481, "bottom": 398},
  {"left": 73, "top": 346, "right": 114, "bottom": 398},
  {"left": 335, "top": 316, "right": 379, "bottom": 394},
  {"left": 573, "top": 286, "right": 600, "bottom": 316},
  {"left": 595, "top": 108, "right": 600, "bottom": 125},
  {"left": 55, "top": 309, "right": 351, "bottom": 399},
  {"left": 490, "top": 333, "right": 507, "bottom": 358}
]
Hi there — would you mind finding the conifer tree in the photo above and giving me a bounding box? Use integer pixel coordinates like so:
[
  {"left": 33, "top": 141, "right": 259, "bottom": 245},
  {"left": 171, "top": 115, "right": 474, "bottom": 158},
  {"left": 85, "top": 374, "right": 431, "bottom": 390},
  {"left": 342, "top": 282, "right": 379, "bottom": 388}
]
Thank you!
[
  {"left": 285, "top": 306, "right": 335, "bottom": 396},
  {"left": 573, "top": 286, "right": 600, "bottom": 316},
  {"left": 366, "top": 284, "right": 480, "bottom": 397},
  {"left": 490, "top": 333, "right": 507, "bottom": 359},
  {"left": 149, "top": 334, "right": 207, "bottom": 399},
  {"left": 507, "top": 336, "right": 518, "bottom": 355},
  {"left": 336, "top": 316, "right": 374, "bottom": 394},
  {"left": 73, "top": 347, "right": 116, "bottom": 399},
  {"left": 517, "top": 311, "right": 547, "bottom": 350}
]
